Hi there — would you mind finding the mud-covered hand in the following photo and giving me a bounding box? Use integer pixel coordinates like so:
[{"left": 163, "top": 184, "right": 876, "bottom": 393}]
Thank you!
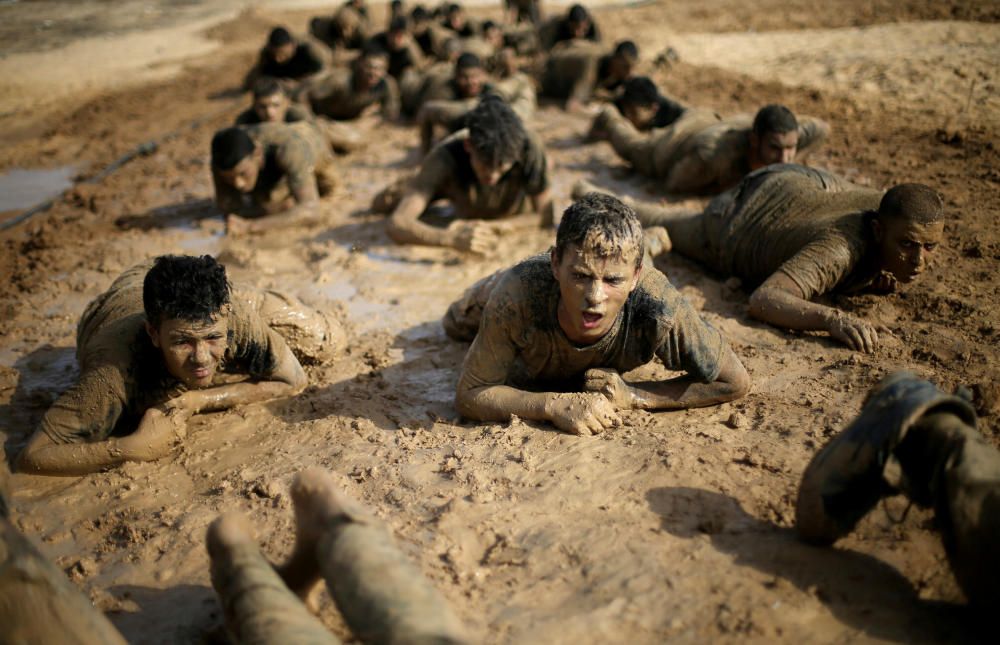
[
  {"left": 544, "top": 392, "right": 622, "bottom": 436},
  {"left": 448, "top": 220, "right": 501, "bottom": 254},
  {"left": 828, "top": 313, "right": 879, "bottom": 353},
  {"left": 868, "top": 271, "right": 898, "bottom": 294},
  {"left": 120, "top": 405, "right": 191, "bottom": 461},
  {"left": 583, "top": 368, "right": 635, "bottom": 409}
]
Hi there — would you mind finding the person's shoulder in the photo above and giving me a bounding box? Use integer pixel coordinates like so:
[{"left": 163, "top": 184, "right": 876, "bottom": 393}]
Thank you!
[
  {"left": 629, "top": 265, "right": 686, "bottom": 323},
  {"left": 490, "top": 254, "right": 555, "bottom": 319},
  {"left": 234, "top": 108, "right": 258, "bottom": 125},
  {"left": 436, "top": 128, "right": 470, "bottom": 162}
]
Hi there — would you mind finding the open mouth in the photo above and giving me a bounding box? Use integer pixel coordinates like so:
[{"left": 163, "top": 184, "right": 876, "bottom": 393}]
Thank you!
[{"left": 581, "top": 312, "right": 603, "bottom": 329}]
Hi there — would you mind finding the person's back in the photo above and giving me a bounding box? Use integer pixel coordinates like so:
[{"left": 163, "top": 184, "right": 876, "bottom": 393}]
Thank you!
[{"left": 715, "top": 164, "right": 881, "bottom": 291}]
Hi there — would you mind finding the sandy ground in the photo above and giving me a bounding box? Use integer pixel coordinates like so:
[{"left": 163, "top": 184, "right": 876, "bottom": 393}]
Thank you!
[{"left": 1, "top": 1, "right": 999, "bottom": 643}]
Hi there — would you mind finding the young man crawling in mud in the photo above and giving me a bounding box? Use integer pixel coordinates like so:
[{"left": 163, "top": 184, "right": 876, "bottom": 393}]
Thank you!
[
  {"left": 575, "top": 164, "right": 945, "bottom": 352},
  {"left": 372, "top": 94, "right": 553, "bottom": 253},
  {"left": 17, "top": 255, "right": 342, "bottom": 476},
  {"left": 444, "top": 193, "right": 750, "bottom": 435},
  {"left": 211, "top": 122, "right": 338, "bottom": 235}
]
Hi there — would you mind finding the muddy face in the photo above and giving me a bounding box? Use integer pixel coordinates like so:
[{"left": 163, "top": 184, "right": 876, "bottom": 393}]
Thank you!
[
  {"left": 455, "top": 66, "right": 485, "bottom": 98},
  {"left": 569, "top": 19, "right": 590, "bottom": 39},
  {"left": 357, "top": 55, "right": 388, "bottom": 90},
  {"left": 270, "top": 43, "right": 296, "bottom": 65},
  {"left": 874, "top": 217, "right": 943, "bottom": 283},
  {"left": 464, "top": 140, "right": 514, "bottom": 187},
  {"left": 750, "top": 129, "right": 799, "bottom": 169},
  {"left": 253, "top": 93, "right": 289, "bottom": 123},
  {"left": 146, "top": 315, "right": 229, "bottom": 388},
  {"left": 551, "top": 243, "right": 641, "bottom": 344},
  {"left": 217, "top": 153, "right": 261, "bottom": 193}
]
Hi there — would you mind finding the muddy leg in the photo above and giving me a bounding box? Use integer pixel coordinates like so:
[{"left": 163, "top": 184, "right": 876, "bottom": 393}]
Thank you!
[
  {"left": 0, "top": 462, "right": 127, "bottom": 644},
  {"left": 289, "top": 468, "right": 470, "bottom": 644},
  {"left": 207, "top": 513, "right": 340, "bottom": 645},
  {"left": 894, "top": 412, "right": 1000, "bottom": 607},
  {"left": 442, "top": 269, "right": 506, "bottom": 342}
]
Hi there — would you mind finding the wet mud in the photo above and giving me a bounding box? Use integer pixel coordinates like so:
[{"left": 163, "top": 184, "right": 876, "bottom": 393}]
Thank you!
[{"left": 1, "top": 0, "right": 999, "bottom": 643}]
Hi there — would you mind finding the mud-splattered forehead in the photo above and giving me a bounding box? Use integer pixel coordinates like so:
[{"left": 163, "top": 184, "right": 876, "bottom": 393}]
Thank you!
[{"left": 557, "top": 192, "right": 644, "bottom": 268}]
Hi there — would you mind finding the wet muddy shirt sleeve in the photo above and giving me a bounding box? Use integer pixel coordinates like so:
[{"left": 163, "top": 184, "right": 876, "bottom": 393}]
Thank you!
[
  {"left": 275, "top": 137, "right": 319, "bottom": 202},
  {"left": 650, "top": 277, "right": 726, "bottom": 382},
  {"left": 225, "top": 298, "right": 287, "bottom": 378},
  {"left": 457, "top": 275, "right": 528, "bottom": 392},
  {"left": 38, "top": 365, "right": 129, "bottom": 444},
  {"left": 774, "top": 233, "right": 860, "bottom": 300},
  {"left": 521, "top": 135, "right": 550, "bottom": 196},
  {"left": 410, "top": 144, "right": 455, "bottom": 199}
]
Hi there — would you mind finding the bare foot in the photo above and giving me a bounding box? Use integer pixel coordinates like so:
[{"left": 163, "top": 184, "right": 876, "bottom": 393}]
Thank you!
[
  {"left": 277, "top": 468, "right": 368, "bottom": 599},
  {"left": 206, "top": 512, "right": 256, "bottom": 561},
  {"left": 644, "top": 226, "right": 672, "bottom": 258}
]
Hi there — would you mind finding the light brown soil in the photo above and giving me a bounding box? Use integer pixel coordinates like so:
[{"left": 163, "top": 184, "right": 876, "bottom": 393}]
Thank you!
[{"left": 1, "top": 1, "right": 999, "bottom": 643}]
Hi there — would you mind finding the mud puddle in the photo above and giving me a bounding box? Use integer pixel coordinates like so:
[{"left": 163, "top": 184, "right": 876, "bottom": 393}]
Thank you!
[{"left": 0, "top": 166, "right": 75, "bottom": 221}]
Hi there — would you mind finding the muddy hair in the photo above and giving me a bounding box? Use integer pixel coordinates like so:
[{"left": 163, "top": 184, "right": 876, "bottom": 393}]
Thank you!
[
  {"left": 267, "top": 27, "right": 293, "bottom": 48},
  {"left": 752, "top": 104, "right": 798, "bottom": 136},
  {"left": 455, "top": 52, "right": 482, "bottom": 70},
  {"left": 614, "top": 40, "right": 639, "bottom": 61},
  {"left": 567, "top": 4, "right": 590, "bottom": 22},
  {"left": 211, "top": 127, "right": 255, "bottom": 170},
  {"left": 620, "top": 76, "right": 659, "bottom": 107},
  {"left": 143, "top": 255, "right": 232, "bottom": 327},
  {"left": 466, "top": 94, "right": 526, "bottom": 168},
  {"left": 251, "top": 76, "right": 286, "bottom": 100},
  {"left": 878, "top": 183, "right": 944, "bottom": 224},
  {"left": 556, "top": 193, "right": 644, "bottom": 269}
]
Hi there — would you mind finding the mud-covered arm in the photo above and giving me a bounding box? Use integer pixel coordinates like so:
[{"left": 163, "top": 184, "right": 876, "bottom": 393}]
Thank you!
[
  {"left": 748, "top": 256, "right": 880, "bottom": 353},
  {"left": 589, "top": 345, "right": 749, "bottom": 411},
  {"left": 16, "top": 369, "right": 137, "bottom": 476},
  {"left": 380, "top": 78, "right": 402, "bottom": 121},
  {"left": 795, "top": 116, "right": 831, "bottom": 158},
  {"left": 566, "top": 56, "right": 599, "bottom": 109}
]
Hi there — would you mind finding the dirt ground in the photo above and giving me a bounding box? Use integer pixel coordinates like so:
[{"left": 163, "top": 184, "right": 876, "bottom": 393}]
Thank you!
[{"left": 1, "top": 1, "right": 999, "bottom": 643}]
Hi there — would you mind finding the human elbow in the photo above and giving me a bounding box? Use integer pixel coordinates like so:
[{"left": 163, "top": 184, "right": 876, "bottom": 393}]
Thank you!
[{"left": 747, "top": 287, "right": 772, "bottom": 322}]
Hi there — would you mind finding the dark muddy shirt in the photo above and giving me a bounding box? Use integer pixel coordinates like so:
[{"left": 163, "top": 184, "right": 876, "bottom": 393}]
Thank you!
[
  {"left": 709, "top": 164, "right": 884, "bottom": 297},
  {"left": 38, "top": 264, "right": 290, "bottom": 445},
  {"left": 258, "top": 42, "right": 326, "bottom": 80},
  {"left": 213, "top": 122, "right": 335, "bottom": 212},
  {"left": 457, "top": 255, "right": 725, "bottom": 393},
  {"left": 612, "top": 95, "right": 686, "bottom": 130},
  {"left": 370, "top": 32, "right": 424, "bottom": 79},
  {"left": 410, "top": 129, "right": 548, "bottom": 219}
]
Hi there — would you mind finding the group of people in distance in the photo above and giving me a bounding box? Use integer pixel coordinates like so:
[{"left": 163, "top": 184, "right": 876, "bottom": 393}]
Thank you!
[{"left": 5, "top": 1, "right": 998, "bottom": 642}]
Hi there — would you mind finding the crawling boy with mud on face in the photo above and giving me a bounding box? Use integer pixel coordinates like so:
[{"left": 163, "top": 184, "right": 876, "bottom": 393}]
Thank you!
[
  {"left": 445, "top": 193, "right": 750, "bottom": 435},
  {"left": 17, "top": 255, "right": 343, "bottom": 476}
]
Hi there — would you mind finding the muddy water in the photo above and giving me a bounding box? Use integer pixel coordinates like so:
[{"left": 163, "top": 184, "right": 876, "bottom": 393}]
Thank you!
[{"left": 0, "top": 166, "right": 76, "bottom": 221}]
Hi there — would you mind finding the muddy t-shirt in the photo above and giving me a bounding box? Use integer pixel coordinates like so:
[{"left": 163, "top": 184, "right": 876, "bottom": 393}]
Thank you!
[
  {"left": 411, "top": 128, "right": 548, "bottom": 219},
  {"left": 614, "top": 96, "right": 686, "bottom": 131},
  {"left": 370, "top": 32, "right": 424, "bottom": 79},
  {"left": 457, "top": 255, "right": 725, "bottom": 394},
  {"left": 712, "top": 164, "right": 883, "bottom": 297},
  {"left": 234, "top": 103, "right": 311, "bottom": 126},
  {"left": 213, "top": 122, "right": 334, "bottom": 212},
  {"left": 258, "top": 42, "right": 325, "bottom": 80},
  {"left": 38, "top": 264, "right": 292, "bottom": 445},
  {"left": 301, "top": 67, "right": 401, "bottom": 120}
]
